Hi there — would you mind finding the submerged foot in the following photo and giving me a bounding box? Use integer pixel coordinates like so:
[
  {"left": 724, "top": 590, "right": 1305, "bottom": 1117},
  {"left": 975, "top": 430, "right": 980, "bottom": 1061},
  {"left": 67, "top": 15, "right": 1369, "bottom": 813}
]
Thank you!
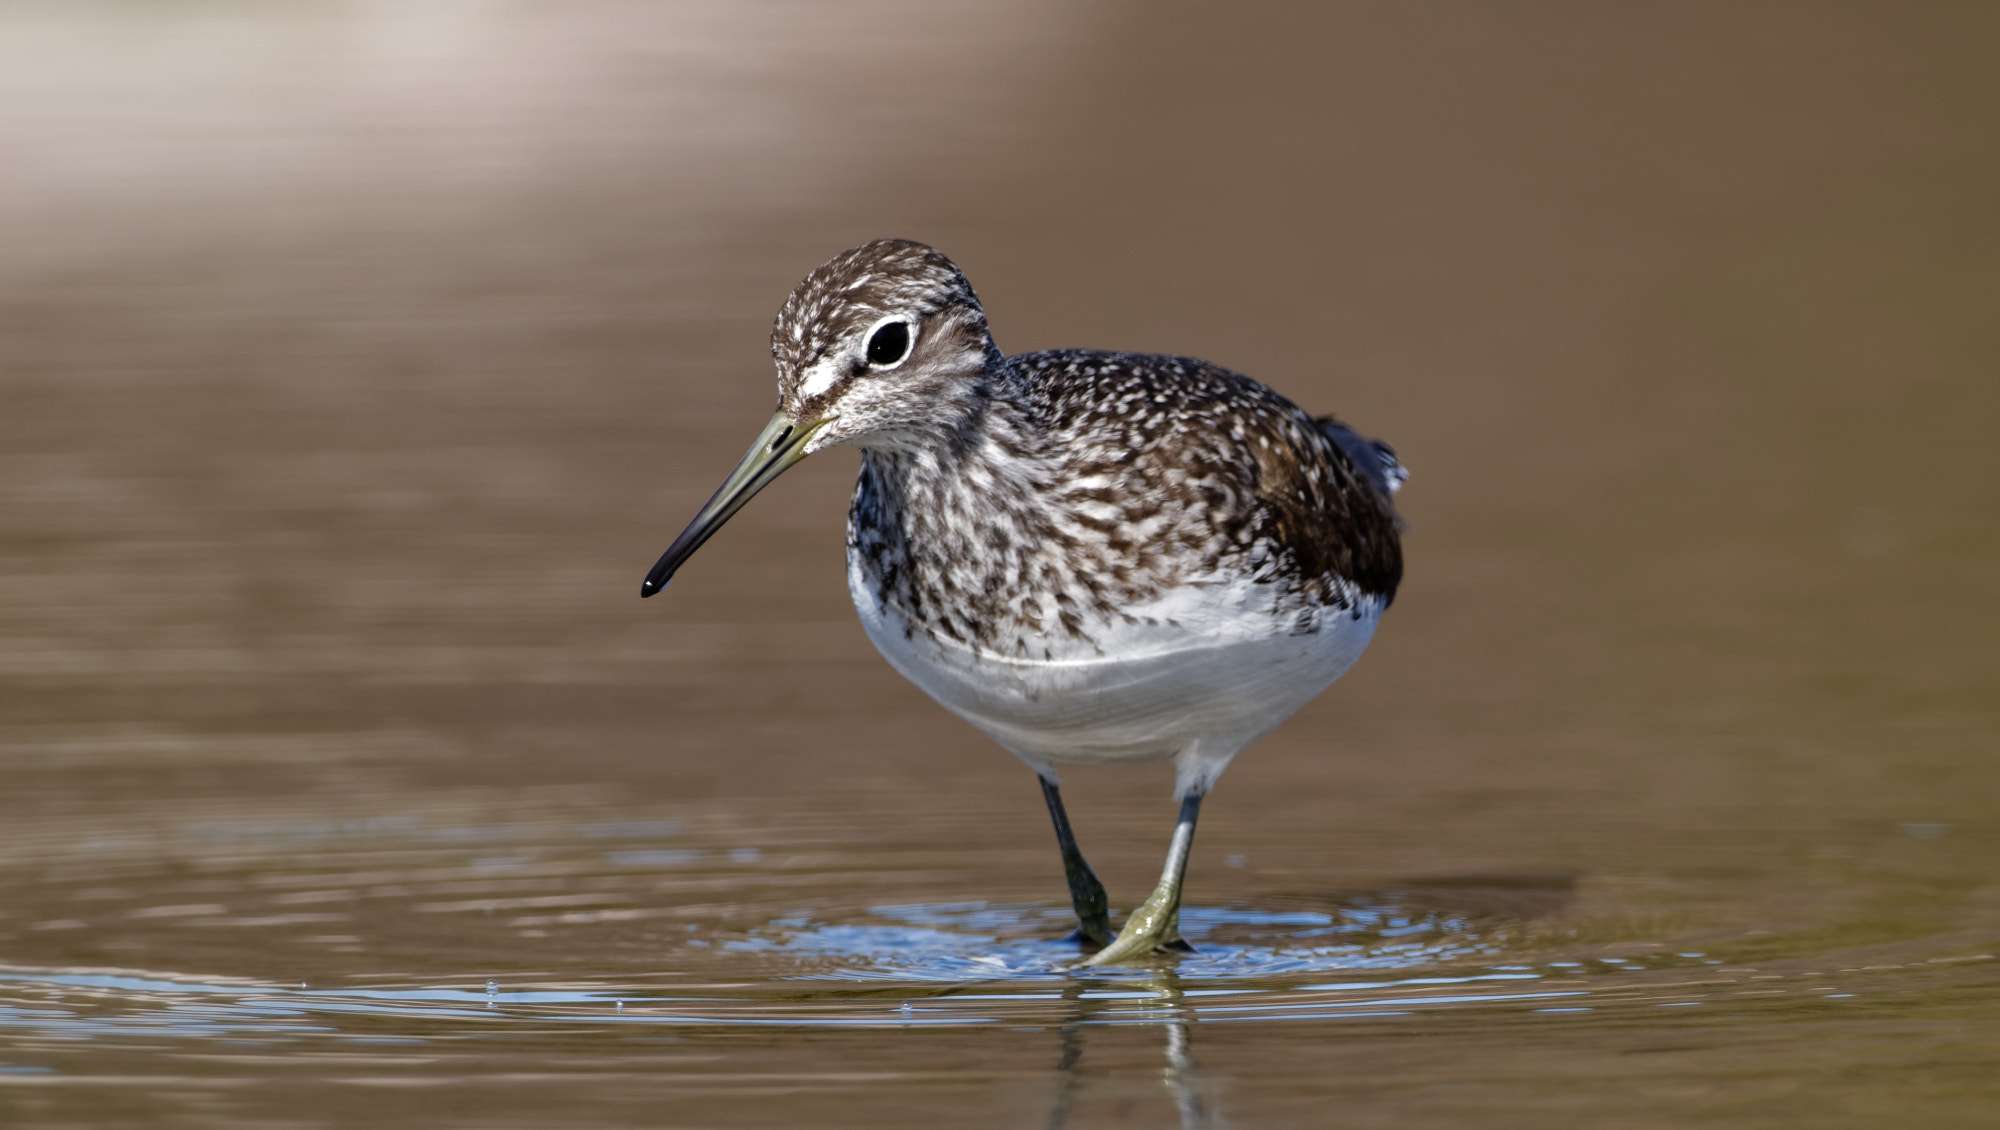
[{"left": 1084, "top": 887, "right": 1192, "bottom": 965}]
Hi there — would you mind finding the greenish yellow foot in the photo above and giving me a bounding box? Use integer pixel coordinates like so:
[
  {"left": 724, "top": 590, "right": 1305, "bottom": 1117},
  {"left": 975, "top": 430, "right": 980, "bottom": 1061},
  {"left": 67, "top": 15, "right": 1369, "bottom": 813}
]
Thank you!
[{"left": 1083, "top": 880, "right": 1188, "bottom": 965}]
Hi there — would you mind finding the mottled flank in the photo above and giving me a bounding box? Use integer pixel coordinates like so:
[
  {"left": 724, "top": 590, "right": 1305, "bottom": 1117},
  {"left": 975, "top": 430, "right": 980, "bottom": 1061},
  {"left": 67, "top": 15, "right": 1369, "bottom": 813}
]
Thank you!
[{"left": 848, "top": 350, "right": 1403, "bottom": 656}]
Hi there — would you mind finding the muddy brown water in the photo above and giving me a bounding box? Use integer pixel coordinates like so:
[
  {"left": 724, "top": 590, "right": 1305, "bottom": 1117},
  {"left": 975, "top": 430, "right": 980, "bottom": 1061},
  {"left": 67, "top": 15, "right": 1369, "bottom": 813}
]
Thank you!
[{"left": 3, "top": 4, "right": 1997, "bottom": 1127}]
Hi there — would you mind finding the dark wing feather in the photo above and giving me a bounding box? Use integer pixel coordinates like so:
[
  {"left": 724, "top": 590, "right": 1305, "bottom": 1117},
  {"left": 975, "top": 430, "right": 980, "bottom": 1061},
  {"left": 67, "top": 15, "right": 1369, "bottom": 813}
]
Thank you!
[{"left": 1316, "top": 418, "right": 1406, "bottom": 503}]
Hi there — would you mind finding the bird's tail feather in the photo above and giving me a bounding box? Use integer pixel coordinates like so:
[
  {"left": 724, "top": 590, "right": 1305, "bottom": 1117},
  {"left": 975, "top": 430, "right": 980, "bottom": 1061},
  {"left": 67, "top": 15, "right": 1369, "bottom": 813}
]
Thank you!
[{"left": 1315, "top": 416, "right": 1408, "bottom": 523}]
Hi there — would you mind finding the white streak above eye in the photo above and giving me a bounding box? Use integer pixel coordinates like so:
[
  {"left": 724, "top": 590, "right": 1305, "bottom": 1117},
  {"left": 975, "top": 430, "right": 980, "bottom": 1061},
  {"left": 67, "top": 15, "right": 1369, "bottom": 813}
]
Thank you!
[{"left": 797, "top": 357, "right": 845, "bottom": 399}]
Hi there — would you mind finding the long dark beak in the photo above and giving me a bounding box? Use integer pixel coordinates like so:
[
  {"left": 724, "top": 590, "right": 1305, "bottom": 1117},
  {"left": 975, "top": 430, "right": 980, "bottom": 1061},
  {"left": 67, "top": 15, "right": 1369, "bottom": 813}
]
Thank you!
[{"left": 640, "top": 413, "right": 826, "bottom": 597}]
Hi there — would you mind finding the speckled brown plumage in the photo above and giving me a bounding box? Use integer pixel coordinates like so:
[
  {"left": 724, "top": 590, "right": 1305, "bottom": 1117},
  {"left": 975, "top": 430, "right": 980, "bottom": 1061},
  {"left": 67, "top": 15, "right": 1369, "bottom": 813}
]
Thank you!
[{"left": 845, "top": 346, "right": 1402, "bottom": 656}]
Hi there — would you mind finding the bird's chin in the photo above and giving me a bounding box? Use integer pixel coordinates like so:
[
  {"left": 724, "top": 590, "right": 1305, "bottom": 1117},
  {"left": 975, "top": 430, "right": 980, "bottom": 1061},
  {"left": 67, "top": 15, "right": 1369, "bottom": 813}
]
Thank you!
[
  {"left": 838, "top": 422, "right": 960, "bottom": 456},
  {"left": 800, "top": 418, "right": 853, "bottom": 454}
]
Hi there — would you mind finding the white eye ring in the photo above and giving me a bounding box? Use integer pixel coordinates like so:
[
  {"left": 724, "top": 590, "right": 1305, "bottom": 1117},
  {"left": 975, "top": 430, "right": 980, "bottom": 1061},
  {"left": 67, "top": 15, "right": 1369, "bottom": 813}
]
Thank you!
[{"left": 861, "top": 315, "right": 916, "bottom": 370}]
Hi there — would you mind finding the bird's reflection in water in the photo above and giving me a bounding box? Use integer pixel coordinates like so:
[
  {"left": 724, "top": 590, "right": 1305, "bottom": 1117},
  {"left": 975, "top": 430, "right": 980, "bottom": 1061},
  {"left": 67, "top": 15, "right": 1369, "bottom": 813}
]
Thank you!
[
  {"left": 1046, "top": 973, "right": 1213, "bottom": 1130},
  {"left": 1162, "top": 1019, "right": 1211, "bottom": 1129}
]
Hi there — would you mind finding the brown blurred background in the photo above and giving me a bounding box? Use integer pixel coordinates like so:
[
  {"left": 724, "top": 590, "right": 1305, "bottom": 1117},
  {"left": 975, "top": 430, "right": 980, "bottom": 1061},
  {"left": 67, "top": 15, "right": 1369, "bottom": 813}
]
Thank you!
[
  {"left": 0, "top": 4, "right": 1997, "bottom": 1121},
  {"left": 5, "top": 1, "right": 1992, "bottom": 815}
]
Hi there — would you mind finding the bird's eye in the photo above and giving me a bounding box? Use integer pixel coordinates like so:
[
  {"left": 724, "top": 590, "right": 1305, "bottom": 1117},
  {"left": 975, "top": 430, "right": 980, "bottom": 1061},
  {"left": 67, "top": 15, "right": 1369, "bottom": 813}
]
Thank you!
[{"left": 865, "top": 320, "right": 913, "bottom": 367}]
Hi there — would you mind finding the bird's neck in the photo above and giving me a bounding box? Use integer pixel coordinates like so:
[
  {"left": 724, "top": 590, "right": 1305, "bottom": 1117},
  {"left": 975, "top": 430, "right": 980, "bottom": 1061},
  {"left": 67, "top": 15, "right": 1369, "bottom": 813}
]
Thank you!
[
  {"left": 848, "top": 386, "right": 1076, "bottom": 654},
  {"left": 850, "top": 353, "right": 1032, "bottom": 462},
  {"left": 852, "top": 367, "right": 1051, "bottom": 549},
  {"left": 857, "top": 395, "right": 1040, "bottom": 499}
]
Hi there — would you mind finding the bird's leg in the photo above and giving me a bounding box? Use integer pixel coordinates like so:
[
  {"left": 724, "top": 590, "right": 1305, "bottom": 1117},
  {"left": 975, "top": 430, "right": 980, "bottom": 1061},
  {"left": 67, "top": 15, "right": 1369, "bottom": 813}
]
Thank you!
[
  {"left": 1040, "top": 777, "right": 1112, "bottom": 947},
  {"left": 1084, "top": 791, "right": 1205, "bottom": 965}
]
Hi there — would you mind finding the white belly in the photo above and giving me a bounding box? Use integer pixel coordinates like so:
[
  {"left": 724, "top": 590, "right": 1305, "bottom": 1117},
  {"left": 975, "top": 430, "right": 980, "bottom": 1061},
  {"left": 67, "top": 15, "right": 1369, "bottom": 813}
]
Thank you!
[{"left": 848, "top": 553, "right": 1381, "bottom": 795}]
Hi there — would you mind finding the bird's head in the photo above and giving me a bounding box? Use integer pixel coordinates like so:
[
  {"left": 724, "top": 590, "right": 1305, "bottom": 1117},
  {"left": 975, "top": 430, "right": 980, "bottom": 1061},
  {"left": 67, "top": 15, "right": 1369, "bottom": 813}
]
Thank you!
[
  {"left": 642, "top": 239, "right": 997, "bottom": 597},
  {"left": 771, "top": 238, "right": 1000, "bottom": 452}
]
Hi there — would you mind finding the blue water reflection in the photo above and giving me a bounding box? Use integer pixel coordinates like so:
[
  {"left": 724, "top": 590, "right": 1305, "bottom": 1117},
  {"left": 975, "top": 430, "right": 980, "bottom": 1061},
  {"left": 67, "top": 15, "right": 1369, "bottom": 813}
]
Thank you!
[{"left": 710, "top": 899, "right": 1509, "bottom": 981}]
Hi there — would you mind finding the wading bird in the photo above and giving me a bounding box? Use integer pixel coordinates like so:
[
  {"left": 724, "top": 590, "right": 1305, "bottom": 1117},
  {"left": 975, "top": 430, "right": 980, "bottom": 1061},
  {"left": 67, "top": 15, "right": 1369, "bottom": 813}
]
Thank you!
[{"left": 642, "top": 240, "right": 1404, "bottom": 963}]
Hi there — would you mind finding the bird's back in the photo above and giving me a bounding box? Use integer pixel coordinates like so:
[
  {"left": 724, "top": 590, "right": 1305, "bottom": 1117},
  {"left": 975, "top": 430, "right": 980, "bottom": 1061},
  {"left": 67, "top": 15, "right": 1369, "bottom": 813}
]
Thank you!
[{"left": 1005, "top": 349, "right": 1402, "bottom": 607}]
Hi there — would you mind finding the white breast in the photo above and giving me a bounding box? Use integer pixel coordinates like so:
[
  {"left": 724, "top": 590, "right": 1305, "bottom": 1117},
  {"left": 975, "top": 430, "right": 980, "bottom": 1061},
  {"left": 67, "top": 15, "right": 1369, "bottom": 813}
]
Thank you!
[{"left": 848, "top": 552, "right": 1382, "bottom": 796}]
